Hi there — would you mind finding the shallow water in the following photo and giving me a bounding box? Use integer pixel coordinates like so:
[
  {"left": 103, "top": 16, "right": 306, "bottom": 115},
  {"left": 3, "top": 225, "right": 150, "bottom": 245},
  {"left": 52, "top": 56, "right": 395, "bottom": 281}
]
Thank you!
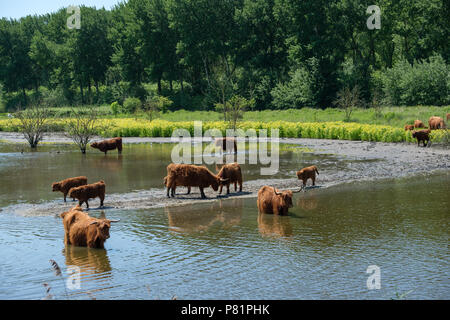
[{"left": 0, "top": 142, "right": 448, "bottom": 299}]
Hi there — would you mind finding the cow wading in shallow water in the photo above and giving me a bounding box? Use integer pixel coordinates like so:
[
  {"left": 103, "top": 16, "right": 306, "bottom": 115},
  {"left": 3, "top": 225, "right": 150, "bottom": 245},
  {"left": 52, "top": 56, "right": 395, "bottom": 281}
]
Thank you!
[
  {"left": 91, "top": 137, "right": 123, "bottom": 155},
  {"left": 257, "top": 186, "right": 302, "bottom": 215}
]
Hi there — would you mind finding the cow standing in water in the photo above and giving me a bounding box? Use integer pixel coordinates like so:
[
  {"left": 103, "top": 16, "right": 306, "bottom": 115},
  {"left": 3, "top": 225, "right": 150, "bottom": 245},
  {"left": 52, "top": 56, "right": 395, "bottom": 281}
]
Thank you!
[
  {"left": 91, "top": 137, "right": 123, "bottom": 155},
  {"left": 257, "top": 186, "right": 302, "bottom": 215}
]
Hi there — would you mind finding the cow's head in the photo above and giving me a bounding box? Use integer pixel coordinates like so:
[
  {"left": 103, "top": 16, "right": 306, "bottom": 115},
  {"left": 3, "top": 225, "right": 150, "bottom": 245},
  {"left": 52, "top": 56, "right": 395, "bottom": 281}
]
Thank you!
[
  {"left": 412, "top": 131, "right": 417, "bottom": 138},
  {"left": 296, "top": 170, "right": 304, "bottom": 180},
  {"left": 273, "top": 187, "right": 303, "bottom": 210},
  {"left": 215, "top": 177, "right": 229, "bottom": 191},
  {"left": 90, "top": 218, "right": 120, "bottom": 241},
  {"left": 90, "top": 142, "right": 99, "bottom": 149},
  {"left": 52, "top": 182, "right": 61, "bottom": 192}
]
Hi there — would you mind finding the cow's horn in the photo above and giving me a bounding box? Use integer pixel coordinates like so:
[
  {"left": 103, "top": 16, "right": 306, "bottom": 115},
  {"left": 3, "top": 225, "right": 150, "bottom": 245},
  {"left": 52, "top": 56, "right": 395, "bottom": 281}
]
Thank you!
[
  {"left": 109, "top": 219, "right": 121, "bottom": 223},
  {"left": 292, "top": 186, "right": 304, "bottom": 193},
  {"left": 90, "top": 221, "right": 98, "bottom": 225},
  {"left": 220, "top": 178, "right": 229, "bottom": 182},
  {"left": 273, "top": 187, "right": 281, "bottom": 195}
]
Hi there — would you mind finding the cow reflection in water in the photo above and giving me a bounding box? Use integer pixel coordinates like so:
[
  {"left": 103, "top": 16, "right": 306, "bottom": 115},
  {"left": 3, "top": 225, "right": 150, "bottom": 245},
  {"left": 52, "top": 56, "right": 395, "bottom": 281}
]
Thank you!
[
  {"left": 166, "top": 199, "right": 243, "bottom": 233},
  {"left": 63, "top": 244, "right": 112, "bottom": 277},
  {"left": 92, "top": 154, "right": 123, "bottom": 171},
  {"left": 257, "top": 213, "right": 293, "bottom": 238},
  {"left": 296, "top": 193, "right": 318, "bottom": 211}
]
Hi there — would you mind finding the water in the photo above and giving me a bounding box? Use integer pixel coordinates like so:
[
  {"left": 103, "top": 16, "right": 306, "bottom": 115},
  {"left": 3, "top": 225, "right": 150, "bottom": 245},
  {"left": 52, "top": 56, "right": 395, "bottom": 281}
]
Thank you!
[{"left": 0, "top": 142, "right": 448, "bottom": 299}]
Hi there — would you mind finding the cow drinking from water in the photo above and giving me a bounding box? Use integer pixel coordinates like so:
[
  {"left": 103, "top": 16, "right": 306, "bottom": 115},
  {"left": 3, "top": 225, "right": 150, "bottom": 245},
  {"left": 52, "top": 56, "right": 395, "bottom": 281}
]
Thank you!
[
  {"left": 52, "top": 176, "right": 87, "bottom": 202},
  {"left": 166, "top": 164, "right": 228, "bottom": 199}
]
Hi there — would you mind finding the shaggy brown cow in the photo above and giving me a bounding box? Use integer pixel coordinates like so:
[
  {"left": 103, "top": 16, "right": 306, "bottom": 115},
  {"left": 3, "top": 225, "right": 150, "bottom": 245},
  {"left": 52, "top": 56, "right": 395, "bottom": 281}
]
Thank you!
[
  {"left": 60, "top": 205, "right": 119, "bottom": 248},
  {"left": 404, "top": 124, "right": 414, "bottom": 131},
  {"left": 447, "top": 113, "right": 450, "bottom": 121},
  {"left": 163, "top": 175, "right": 191, "bottom": 195},
  {"left": 166, "top": 164, "right": 228, "bottom": 198},
  {"left": 257, "top": 186, "right": 302, "bottom": 215},
  {"left": 91, "top": 137, "right": 122, "bottom": 155},
  {"left": 215, "top": 137, "right": 237, "bottom": 153},
  {"left": 428, "top": 116, "right": 447, "bottom": 130},
  {"left": 296, "top": 165, "right": 319, "bottom": 187},
  {"left": 68, "top": 180, "right": 106, "bottom": 209},
  {"left": 414, "top": 120, "right": 425, "bottom": 128},
  {"left": 412, "top": 129, "right": 431, "bottom": 147},
  {"left": 217, "top": 162, "right": 243, "bottom": 194},
  {"left": 52, "top": 176, "right": 87, "bottom": 202}
]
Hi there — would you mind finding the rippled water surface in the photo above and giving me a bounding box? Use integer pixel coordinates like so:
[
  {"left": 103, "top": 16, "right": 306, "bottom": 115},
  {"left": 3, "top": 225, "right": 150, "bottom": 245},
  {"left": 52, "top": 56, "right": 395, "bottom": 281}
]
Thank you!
[{"left": 0, "top": 143, "right": 448, "bottom": 299}]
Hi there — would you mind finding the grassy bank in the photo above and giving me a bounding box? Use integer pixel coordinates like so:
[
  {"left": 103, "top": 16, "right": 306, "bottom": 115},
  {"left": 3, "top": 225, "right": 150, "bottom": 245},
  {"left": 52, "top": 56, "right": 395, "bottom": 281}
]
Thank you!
[
  {"left": 1, "top": 118, "right": 448, "bottom": 144},
  {"left": 1, "top": 105, "right": 448, "bottom": 128}
]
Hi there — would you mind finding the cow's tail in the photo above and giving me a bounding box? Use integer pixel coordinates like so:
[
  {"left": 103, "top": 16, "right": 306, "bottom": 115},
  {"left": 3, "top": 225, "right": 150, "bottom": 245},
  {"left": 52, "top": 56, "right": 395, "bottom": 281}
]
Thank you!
[{"left": 315, "top": 167, "right": 319, "bottom": 175}]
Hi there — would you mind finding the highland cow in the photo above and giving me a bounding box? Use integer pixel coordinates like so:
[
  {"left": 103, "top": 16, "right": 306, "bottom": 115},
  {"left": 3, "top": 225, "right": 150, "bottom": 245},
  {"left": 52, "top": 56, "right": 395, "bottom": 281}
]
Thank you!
[
  {"left": 428, "top": 116, "right": 447, "bottom": 130},
  {"left": 257, "top": 186, "right": 302, "bottom": 215},
  {"left": 404, "top": 124, "right": 414, "bottom": 131},
  {"left": 68, "top": 180, "right": 106, "bottom": 209},
  {"left": 414, "top": 120, "right": 425, "bottom": 128},
  {"left": 91, "top": 137, "right": 122, "bottom": 155},
  {"left": 412, "top": 129, "right": 431, "bottom": 147},
  {"left": 60, "top": 205, "right": 119, "bottom": 249},
  {"left": 215, "top": 137, "right": 237, "bottom": 153},
  {"left": 163, "top": 175, "right": 191, "bottom": 195},
  {"left": 296, "top": 165, "right": 319, "bottom": 187},
  {"left": 52, "top": 176, "right": 88, "bottom": 202},
  {"left": 166, "top": 164, "right": 228, "bottom": 199},
  {"left": 216, "top": 162, "right": 243, "bottom": 194}
]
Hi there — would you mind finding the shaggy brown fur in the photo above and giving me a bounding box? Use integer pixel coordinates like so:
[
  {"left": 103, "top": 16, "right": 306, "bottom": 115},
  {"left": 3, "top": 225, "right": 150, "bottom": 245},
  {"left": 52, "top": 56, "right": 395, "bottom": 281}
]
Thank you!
[
  {"left": 163, "top": 175, "right": 191, "bottom": 195},
  {"left": 412, "top": 129, "right": 431, "bottom": 147},
  {"left": 257, "top": 186, "right": 301, "bottom": 215},
  {"left": 91, "top": 137, "right": 122, "bottom": 155},
  {"left": 404, "top": 124, "right": 414, "bottom": 131},
  {"left": 215, "top": 137, "right": 237, "bottom": 153},
  {"left": 296, "top": 165, "right": 319, "bottom": 187},
  {"left": 447, "top": 113, "right": 450, "bottom": 121},
  {"left": 217, "top": 162, "right": 243, "bottom": 194},
  {"left": 68, "top": 180, "right": 106, "bottom": 209},
  {"left": 52, "top": 176, "right": 87, "bottom": 202},
  {"left": 428, "top": 116, "right": 447, "bottom": 130},
  {"left": 60, "top": 205, "right": 118, "bottom": 248},
  {"left": 166, "top": 163, "right": 228, "bottom": 198},
  {"left": 414, "top": 120, "right": 425, "bottom": 128}
]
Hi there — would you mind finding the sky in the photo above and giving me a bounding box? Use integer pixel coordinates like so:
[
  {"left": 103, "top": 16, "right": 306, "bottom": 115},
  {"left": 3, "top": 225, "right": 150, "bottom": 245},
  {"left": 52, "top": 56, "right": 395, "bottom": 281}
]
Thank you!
[{"left": 0, "top": 0, "right": 123, "bottom": 19}]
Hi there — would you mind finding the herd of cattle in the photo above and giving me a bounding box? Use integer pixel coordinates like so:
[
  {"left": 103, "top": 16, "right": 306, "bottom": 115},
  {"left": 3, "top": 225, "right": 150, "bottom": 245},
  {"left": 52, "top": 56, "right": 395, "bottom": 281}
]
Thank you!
[
  {"left": 54, "top": 113, "right": 449, "bottom": 250},
  {"left": 405, "top": 115, "right": 448, "bottom": 147},
  {"left": 53, "top": 136, "right": 320, "bottom": 249}
]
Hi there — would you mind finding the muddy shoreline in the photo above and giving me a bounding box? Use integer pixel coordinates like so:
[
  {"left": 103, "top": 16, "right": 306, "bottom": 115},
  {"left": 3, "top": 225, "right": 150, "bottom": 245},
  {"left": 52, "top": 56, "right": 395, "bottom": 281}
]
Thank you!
[{"left": 1, "top": 131, "right": 449, "bottom": 215}]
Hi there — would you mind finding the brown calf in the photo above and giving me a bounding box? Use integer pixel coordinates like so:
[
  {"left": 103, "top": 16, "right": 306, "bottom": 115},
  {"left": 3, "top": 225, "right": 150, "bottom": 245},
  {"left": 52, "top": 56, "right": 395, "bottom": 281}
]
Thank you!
[
  {"left": 91, "top": 137, "right": 122, "bottom": 155},
  {"left": 296, "top": 165, "right": 319, "bottom": 187},
  {"left": 68, "top": 180, "right": 106, "bottom": 209},
  {"left": 52, "top": 176, "right": 87, "bottom": 202},
  {"left": 404, "top": 124, "right": 414, "bottom": 131},
  {"left": 216, "top": 162, "right": 243, "bottom": 195},
  {"left": 414, "top": 120, "right": 425, "bottom": 128},
  {"left": 412, "top": 129, "right": 430, "bottom": 147}
]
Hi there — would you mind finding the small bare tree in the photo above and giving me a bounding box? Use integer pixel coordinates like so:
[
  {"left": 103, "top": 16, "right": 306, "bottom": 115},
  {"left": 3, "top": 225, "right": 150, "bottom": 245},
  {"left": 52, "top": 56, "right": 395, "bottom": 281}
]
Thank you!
[
  {"left": 215, "top": 95, "right": 254, "bottom": 130},
  {"left": 15, "top": 105, "right": 49, "bottom": 148},
  {"left": 142, "top": 95, "right": 173, "bottom": 121},
  {"left": 333, "top": 86, "right": 361, "bottom": 122},
  {"left": 65, "top": 107, "right": 102, "bottom": 154}
]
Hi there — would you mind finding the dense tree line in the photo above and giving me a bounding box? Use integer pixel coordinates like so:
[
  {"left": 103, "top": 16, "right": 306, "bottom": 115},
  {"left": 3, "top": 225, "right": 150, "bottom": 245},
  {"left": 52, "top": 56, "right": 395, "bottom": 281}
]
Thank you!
[{"left": 0, "top": 0, "right": 448, "bottom": 112}]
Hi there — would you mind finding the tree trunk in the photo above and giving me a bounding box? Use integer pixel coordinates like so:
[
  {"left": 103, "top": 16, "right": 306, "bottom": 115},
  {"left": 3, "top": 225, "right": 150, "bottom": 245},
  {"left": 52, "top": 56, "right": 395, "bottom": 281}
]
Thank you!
[
  {"left": 80, "top": 82, "right": 84, "bottom": 104},
  {"left": 157, "top": 77, "right": 162, "bottom": 95}
]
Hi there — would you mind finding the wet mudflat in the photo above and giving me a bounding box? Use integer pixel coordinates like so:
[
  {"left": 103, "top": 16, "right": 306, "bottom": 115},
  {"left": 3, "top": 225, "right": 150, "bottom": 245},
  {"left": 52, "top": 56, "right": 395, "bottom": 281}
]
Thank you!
[{"left": 0, "top": 140, "right": 448, "bottom": 299}]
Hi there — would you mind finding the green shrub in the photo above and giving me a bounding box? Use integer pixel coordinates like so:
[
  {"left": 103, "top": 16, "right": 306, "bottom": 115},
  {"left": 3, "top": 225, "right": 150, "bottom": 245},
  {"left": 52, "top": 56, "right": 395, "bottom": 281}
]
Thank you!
[
  {"left": 111, "top": 101, "right": 120, "bottom": 115},
  {"left": 122, "top": 97, "right": 141, "bottom": 114}
]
